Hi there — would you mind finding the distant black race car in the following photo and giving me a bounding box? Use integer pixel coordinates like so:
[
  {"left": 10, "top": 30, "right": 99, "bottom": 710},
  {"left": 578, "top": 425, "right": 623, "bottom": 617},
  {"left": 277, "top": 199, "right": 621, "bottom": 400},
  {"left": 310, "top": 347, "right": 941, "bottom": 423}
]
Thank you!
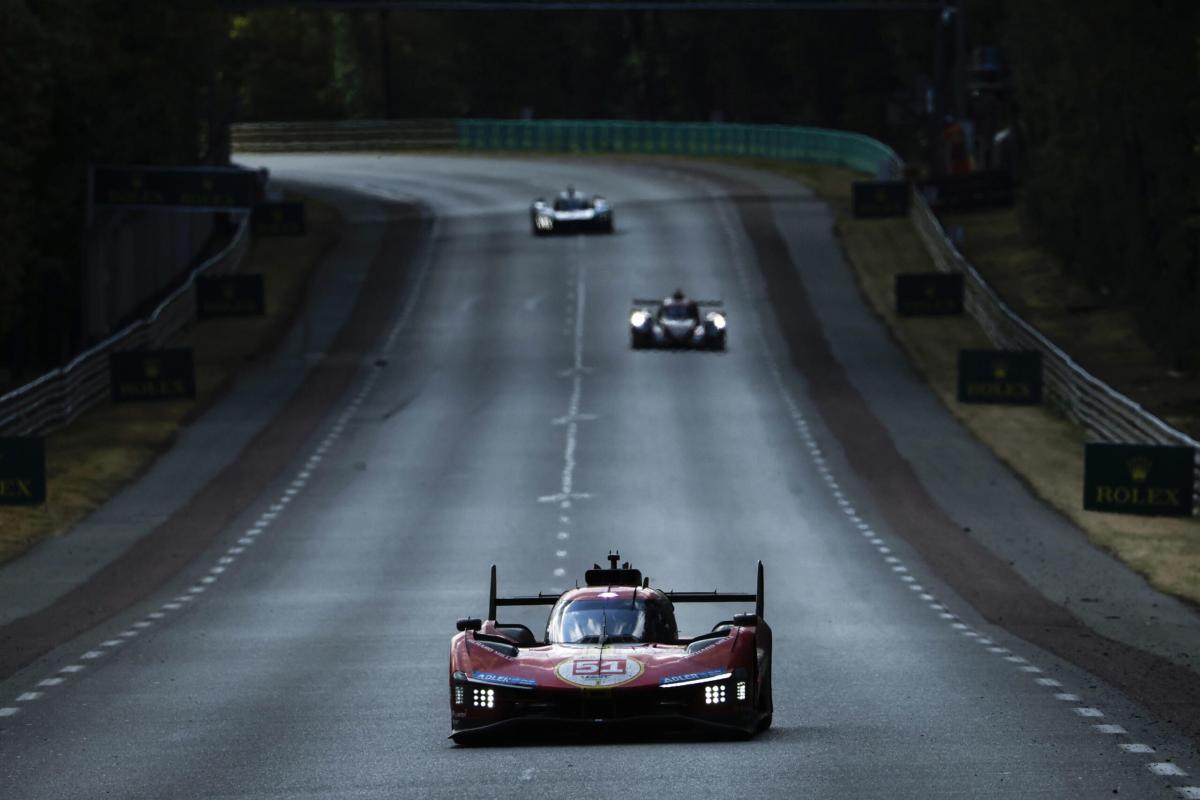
[
  {"left": 630, "top": 290, "right": 726, "bottom": 350},
  {"left": 531, "top": 187, "right": 614, "bottom": 235}
]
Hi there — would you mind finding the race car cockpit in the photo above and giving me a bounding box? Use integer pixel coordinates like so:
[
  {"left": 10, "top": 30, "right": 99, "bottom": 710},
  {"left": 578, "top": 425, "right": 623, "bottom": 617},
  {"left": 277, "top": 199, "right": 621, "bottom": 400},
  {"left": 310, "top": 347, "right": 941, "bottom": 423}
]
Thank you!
[{"left": 545, "top": 589, "right": 679, "bottom": 645}]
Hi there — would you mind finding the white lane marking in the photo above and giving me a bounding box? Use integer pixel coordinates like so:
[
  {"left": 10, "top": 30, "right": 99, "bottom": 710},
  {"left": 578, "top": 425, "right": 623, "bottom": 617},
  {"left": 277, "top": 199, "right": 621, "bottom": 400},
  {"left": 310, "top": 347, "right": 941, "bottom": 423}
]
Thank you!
[
  {"left": 238, "top": 537, "right": 255, "bottom": 545},
  {"left": 37, "top": 678, "right": 64, "bottom": 687},
  {"left": 524, "top": 294, "right": 545, "bottom": 313},
  {"left": 16, "top": 692, "right": 42, "bottom": 702},
  {"left": 188, "top": 586, "right": 206, "bottom": 594},
  {"left": 101, "top": 639, "right": 123, "bottom": 647},
  {"left": 560, "top": 516, "right": 570, "bottom": 524},
  {"left": 228, "top": 547, "right": 245, "bottom": 555},
  {"left": 1054, "top": 693, "right": 1081, "bottom": 702},
  {"left": 1119, "top": 743, "right": 1154, "bottom": 754},
  {"left": 553, "top": 568, "right": 566, "bottom": 577},
  {"left": 557, "top": 531, "right": 569, "bottom": 540},
  {"left": 210, "top": 566, "right": 226, "bottom": 575},
  {"left": 540, "top": 260, "right": 593, "bottom": 507},
  {"left": 1074, "top": 707, "right": 1104, "bottom": 717},
  {"left": 1176, "top": 788, "right": 1200, "bottom": 799},
  {"left": 147, "top": 612, "right": 166, "bottom": 619},
  {"left": 0, "top": 708, "right": 17, "bottom": 717},
  {"left": 201, "top": 576, "right": 217, "bottom": 584},
  {"left": 556, "top": 550, "right": 567, "bottom": 558},
  {"left": 80, "top": 651, "right": 104, "bottom": 660},
  {"left": 520, "top": 767, "right": 535, "bottom": 781},
  {"left": 119, "top": 630, "right": 139, "bottom": 638},
  {"left": 1149, "top": 763, "right": 1188, "bottom": 777},
  {"left": 1019, "top": 665, "right": 1042, "bottom": 673},
  {"left": 1004, "top": 655, "right": 1027, "bottom": 663}
]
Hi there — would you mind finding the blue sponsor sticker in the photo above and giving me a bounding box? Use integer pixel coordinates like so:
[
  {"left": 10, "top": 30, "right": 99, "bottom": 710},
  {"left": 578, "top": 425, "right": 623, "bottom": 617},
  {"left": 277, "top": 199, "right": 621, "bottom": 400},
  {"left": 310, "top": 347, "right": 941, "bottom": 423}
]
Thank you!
[
  {"left": 472, "top": 671, "right": 537, "bottom": 687},
  {"left": 660, "top": 668, "right": 725, "bottom": 686}
]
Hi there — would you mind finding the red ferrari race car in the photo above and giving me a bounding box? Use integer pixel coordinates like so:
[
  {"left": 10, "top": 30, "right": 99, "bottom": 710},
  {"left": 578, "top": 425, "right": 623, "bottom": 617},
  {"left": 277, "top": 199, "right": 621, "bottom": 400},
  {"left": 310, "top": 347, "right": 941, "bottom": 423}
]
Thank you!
[{"left": 448, "top": 552, "right": 772, "bottom": 742}]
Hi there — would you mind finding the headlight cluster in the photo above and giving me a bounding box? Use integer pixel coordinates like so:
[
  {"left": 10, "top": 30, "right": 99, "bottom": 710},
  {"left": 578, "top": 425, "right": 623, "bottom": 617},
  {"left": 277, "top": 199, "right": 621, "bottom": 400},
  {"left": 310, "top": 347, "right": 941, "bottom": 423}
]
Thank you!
[
  {"left": 710, "top": 314, "right": 726, "bottom": 331},
  {"left": 472, "top": 688, "right": 495, "bottom": 709},
  {"left": 535, "top": 215, "right": 554, "bottom": 231},
  {"left": 736, "top": 681, "right": 747, "bottom": 701},
  {"left": 630, "top": 310, "right": 649, "bottom": 327},
  {"left": 704, "top": 684, "right": 727, "bottom": 705},
  {"left": 454, "top": 686, "right": 465, "bottom": 705}
]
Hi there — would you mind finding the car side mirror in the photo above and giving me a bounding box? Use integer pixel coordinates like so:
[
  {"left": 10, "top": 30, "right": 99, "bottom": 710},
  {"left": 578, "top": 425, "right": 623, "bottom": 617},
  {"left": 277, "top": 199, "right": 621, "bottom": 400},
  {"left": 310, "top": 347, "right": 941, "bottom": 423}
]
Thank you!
[
  {"left": 732, "top": 612, "right": 758, "bottom": 627},
  {"left": 456, "top": 617, "right": 482, "bottom": 632}
]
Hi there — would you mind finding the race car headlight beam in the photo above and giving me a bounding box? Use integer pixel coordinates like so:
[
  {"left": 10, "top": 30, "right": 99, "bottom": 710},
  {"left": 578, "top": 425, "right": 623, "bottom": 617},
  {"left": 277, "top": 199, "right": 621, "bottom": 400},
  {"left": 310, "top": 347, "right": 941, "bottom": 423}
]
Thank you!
[
  {"left": 710, "top": 314, "right": 726, "bottom": 331},
  {"left": 630, "top": 310, "right": 649, "bottom": 327},
  {"left": 704, "top": 684, "right": 727, "bottom": 705}
]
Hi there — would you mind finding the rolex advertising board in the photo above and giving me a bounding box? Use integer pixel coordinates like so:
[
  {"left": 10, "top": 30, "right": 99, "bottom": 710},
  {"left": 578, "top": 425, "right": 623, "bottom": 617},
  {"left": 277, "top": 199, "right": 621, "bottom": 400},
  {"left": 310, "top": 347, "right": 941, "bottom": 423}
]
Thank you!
[
  {"left": 852, "top": 181, "right": 909, "bottom": 219},
  {"left": 196, "top": 275, "right": 266, "bottom": 319},
  {"left": 92, "top": 166, "right": 257, "bottom": 211},
  {"left": 110, "top": 349, "right": 196, "bottom": 402},
  {"left": 252, "top": 202, "right": 306, "bottom": 236},
  {"left": 957, "top": 350, "right": 1042, "bottom": 405},
  {"left": 1083, "top": 443, "right": 1194, "bottom": 517},
  {"left": 895, "top": 272, "right": 964, "bottom": 316},
  {"left": 0, "top": 437, "right": 46, "bottom": 506}
]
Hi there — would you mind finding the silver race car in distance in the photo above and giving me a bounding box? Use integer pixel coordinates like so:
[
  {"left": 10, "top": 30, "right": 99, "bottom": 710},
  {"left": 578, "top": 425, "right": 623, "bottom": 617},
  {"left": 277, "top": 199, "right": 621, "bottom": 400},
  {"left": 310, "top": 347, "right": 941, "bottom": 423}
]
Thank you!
[
  {"left": 630, "top": 290, "right": 726, "bottom": 351},
  {"left": 531, "top": 187, "right": 614, "bottom": 235}
]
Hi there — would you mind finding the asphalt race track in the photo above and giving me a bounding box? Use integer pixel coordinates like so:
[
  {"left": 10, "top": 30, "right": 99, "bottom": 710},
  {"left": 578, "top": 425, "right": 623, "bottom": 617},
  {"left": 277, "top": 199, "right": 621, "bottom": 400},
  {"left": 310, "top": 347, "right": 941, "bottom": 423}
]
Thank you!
[{"left": 2, "top": 155, "right": 1198, "bottom": 798}]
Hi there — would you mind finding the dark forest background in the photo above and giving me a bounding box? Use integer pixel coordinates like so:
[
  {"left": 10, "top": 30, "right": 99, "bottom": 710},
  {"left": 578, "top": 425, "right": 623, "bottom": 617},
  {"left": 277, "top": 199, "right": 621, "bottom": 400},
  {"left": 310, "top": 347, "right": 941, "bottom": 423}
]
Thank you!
[{"left": 1, "top": 0, "right": 1196, "bottom": 380}]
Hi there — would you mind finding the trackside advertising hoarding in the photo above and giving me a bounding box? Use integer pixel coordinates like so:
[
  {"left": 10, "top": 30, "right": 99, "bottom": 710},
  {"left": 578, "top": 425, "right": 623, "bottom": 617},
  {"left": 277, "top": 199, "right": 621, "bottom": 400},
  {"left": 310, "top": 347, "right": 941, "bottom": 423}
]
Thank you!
[
  {"left": 1084, "top": 443, "right": 1194, "bottom": 517},
  {"left": 0, "top": 437, "right": 46, "bottom": 506}
]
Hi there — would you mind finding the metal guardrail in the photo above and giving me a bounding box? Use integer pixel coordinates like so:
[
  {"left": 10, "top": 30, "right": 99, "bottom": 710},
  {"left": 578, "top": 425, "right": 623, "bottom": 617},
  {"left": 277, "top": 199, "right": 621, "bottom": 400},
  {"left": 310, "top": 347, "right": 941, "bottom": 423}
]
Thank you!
[
  {"left": 232, "top": 119, "right": 457, "bottom": 152},
  {"left": 0, "top": 214, "right": 250, "bottom": 436},
  {"left": 909, "top": 194, "right": 1200, "bottom": 507},
  {"left": 457, "top": 118, "right": 902, "bottom": 176}
]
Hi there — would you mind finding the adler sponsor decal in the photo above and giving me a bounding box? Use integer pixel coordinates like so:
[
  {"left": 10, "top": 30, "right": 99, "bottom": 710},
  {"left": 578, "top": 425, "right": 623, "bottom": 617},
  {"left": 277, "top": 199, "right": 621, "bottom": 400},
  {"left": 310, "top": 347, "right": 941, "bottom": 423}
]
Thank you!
[
  {"left": 660, "top": 668, "right": 726, "bottom": 686},
  {"left": 1084, "top": 444, "right": 1193, "bottom": 517},
  {"left": 555, "top": 656, "right": 644, "bottom": 688},
  {"left": 471, "top": 672, "right": 537, "bottom": 688}
]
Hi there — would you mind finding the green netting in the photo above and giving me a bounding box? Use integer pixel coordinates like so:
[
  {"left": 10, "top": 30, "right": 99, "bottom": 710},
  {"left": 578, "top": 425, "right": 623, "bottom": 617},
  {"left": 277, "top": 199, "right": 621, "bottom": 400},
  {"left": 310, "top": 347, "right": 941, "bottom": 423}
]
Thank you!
[{"left": 455, "top": 119, "right": 901, "bottom": 176}]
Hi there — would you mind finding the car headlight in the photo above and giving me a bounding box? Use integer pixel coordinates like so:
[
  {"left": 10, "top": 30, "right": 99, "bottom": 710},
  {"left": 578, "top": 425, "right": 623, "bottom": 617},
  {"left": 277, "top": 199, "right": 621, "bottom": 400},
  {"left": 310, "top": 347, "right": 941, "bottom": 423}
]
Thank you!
[
  {"left": 704, "top": 684, "right": 727, "bottom": 704},
  {"left": 630, "top": 310, "right": 648, "bottom": 327},
  {"left": 471, "top": 687, "right": 495, "bottom": 708},
  {"left": 710, "top": 314, "right": 726, "bottom": 331}
]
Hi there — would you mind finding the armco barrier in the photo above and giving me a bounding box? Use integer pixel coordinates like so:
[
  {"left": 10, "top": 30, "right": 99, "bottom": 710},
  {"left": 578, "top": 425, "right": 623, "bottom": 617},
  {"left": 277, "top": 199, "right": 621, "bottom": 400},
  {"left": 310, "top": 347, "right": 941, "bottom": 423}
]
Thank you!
[
  {"left": 909, "top": 193, "right": 1200, "bottom": 509},
  {"left": 232, "top": 119, "right": 457, "bottom": 152},
  {"left": 456, "top": 119, "right": 902, "bottom": 177},
  {"left": 0, "top": 214, "right": 250, "bottom": 436}
]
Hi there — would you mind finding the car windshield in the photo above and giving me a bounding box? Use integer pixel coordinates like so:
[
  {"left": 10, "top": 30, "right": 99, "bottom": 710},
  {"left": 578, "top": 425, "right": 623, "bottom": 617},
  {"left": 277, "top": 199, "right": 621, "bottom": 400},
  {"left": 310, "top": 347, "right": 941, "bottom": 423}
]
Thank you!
[
  {"left": 548, "top": 598, "right": 647, "bottom": 644},
  {"left": 661, "top": 304, "right": 695, "bottom": 320},
  {"left": 553, "top": 196, "right": 589, "bottom": 211}
]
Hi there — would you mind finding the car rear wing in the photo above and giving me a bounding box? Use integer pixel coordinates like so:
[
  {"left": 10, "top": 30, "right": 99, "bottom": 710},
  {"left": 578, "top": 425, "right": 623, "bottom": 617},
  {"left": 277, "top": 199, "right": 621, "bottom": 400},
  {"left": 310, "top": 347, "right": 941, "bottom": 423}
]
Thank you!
[
  {"left": 487, "top": 561, "right": 764, "bottom": 621},
  {"left": 632, "top": 298, "right": 724, "bottom": 307},
  {"left": 662, "top": 561, "right": 764, "bottom": 619},
  {"left": 488, "top": 565, "right": 559, "bottom": 620}
]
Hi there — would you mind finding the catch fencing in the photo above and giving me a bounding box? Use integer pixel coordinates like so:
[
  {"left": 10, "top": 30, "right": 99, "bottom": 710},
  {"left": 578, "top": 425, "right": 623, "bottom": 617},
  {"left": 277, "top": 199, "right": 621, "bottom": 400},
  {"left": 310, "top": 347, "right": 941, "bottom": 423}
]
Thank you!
[{"left": 0, "top": 215, "right": 250, "bottom": 435}]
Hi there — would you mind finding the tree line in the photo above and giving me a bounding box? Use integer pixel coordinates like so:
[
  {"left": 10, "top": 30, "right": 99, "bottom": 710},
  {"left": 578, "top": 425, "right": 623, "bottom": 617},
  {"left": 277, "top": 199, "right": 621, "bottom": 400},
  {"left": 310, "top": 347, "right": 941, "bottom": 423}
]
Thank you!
[{"left": 0, "top": 1, "right": 1195, "bottom": 386}]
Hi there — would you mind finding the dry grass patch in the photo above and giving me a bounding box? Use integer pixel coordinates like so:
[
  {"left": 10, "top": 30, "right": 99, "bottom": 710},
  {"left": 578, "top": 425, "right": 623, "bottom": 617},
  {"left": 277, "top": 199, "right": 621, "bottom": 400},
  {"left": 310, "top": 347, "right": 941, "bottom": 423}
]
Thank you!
[{"left": 0, "top": 194, "right": 340, "bottom": 565}]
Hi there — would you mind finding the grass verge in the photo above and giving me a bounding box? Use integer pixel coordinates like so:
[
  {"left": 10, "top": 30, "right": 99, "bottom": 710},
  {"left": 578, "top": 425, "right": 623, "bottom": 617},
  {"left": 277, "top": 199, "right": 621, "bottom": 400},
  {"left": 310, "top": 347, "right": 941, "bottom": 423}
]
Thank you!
[
  {"left": 731, "top": 157, "right": 1200, "bottom": 607},
  {"left": 0, "top": 193, "right": 341, "bottom": 566}
]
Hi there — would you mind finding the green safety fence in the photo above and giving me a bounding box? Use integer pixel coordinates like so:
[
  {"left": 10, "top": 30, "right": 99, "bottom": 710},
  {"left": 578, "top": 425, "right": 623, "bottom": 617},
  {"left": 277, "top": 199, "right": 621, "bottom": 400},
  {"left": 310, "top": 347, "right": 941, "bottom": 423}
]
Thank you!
[{"left": 457, "top": 119, "right": 902, "bottom": 177}]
